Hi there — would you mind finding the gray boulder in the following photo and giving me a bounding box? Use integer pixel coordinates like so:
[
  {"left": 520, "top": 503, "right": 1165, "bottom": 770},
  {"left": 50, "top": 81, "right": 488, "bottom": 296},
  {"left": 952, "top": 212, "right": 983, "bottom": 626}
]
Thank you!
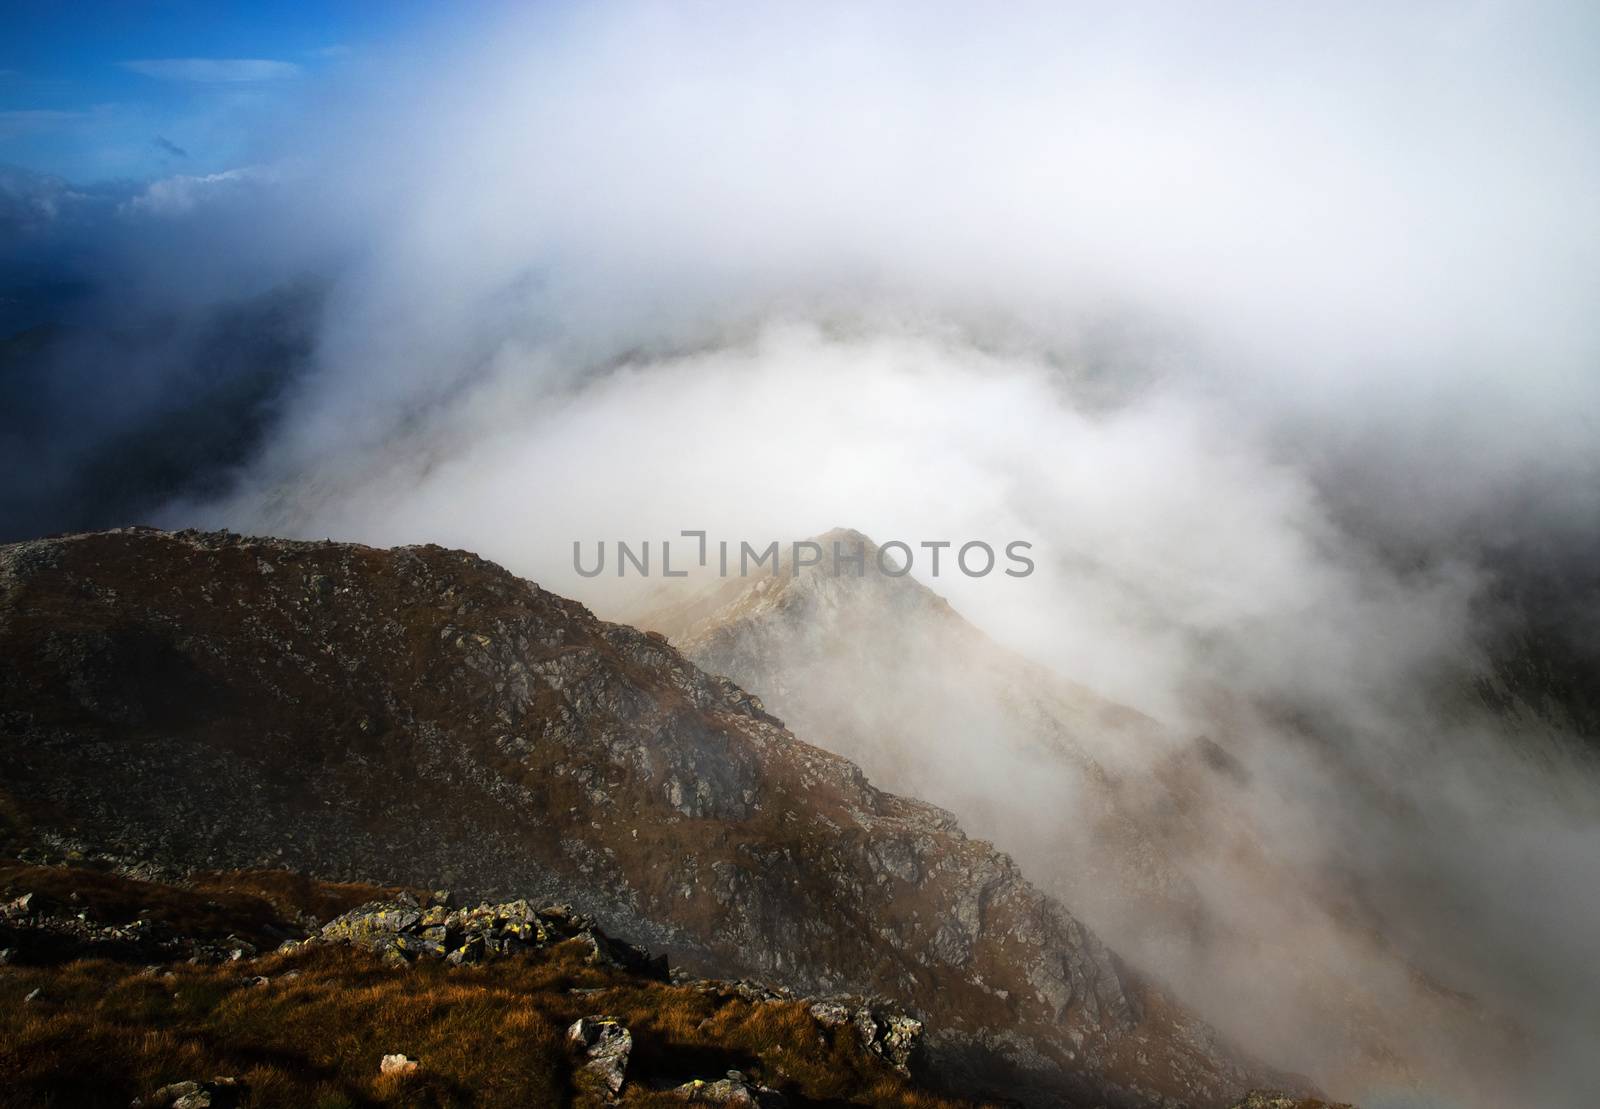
[{"left": 566, "top": 1016, "right": 632, "bottom": 1095}]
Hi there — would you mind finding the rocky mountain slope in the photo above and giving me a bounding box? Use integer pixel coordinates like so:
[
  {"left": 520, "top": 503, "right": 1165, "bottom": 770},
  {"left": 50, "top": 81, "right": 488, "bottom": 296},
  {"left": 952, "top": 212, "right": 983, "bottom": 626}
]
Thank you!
[
  {"left": 635, "top": 529, "right": 1206, "bottom": 957},
  {"left": 634, "top": 530, "right": 1515, "bottom": 1104},
  {"left": 0, "top": 527, "right": 1306, "bottom": 1107}
]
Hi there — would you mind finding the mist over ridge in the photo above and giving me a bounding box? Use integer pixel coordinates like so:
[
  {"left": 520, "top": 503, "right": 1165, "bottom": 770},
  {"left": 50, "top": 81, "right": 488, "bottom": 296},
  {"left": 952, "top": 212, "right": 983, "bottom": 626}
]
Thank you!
[{"left": 4, "top": 3, "right": 1600, "bottom": 1106}]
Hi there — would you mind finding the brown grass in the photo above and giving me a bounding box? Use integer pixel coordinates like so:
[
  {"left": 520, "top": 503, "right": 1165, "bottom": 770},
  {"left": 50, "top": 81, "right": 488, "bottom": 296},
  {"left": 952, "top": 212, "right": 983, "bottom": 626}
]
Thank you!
[
  {"left": 0, "top": 862, "right": 407, "bottom": 953},
  {"left": 0, "top": 934, "right": 968, "bottom": 1108}
]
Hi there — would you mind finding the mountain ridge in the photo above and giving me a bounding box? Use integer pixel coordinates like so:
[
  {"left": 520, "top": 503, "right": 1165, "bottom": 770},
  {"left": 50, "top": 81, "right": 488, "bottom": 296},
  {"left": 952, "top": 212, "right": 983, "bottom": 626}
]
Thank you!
[
  {"left": 635, "top": 528, "right": 1203, "bottom": 952},
  {"left": 632, "top": 528, "right": 1525, "bottom": 1104},
  {"left": 0, "top": 526, "right": 1308, "bottom": 1107}
]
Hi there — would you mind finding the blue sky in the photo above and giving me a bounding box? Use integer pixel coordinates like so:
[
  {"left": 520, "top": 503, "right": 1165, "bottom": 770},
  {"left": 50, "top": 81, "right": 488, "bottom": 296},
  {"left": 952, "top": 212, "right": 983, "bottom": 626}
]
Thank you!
[{"left": 0, "top": 1, "right": 441, "bottom": 181}]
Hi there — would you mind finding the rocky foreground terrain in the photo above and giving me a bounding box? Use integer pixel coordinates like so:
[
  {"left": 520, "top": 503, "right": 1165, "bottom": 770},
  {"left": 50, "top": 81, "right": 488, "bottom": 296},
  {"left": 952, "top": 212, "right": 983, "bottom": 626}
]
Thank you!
[
  {"left": 0, "top": 861, "right": 1345, "bottom": 1109},
  {"left": 0, "top": 528, "right": 1325, "bottom": 1106},
  {"left": 0, "top": 861, "right": 949, "bottom": 1106}
]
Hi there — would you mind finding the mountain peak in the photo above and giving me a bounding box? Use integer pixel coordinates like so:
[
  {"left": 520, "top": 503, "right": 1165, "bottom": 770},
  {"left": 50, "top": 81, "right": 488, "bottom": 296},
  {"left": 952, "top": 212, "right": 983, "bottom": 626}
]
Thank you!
[{"left": 808, "top": 525, "right": 880, "bottom": 553}]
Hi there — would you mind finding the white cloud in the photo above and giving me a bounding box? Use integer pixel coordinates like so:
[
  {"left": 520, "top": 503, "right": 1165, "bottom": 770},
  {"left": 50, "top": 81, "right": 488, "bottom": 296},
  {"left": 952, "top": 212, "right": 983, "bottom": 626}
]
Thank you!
[
  {"left": 28, "top": 6, "right": 1600, "bottom": 1099},
  {"left": 121, "top": 58, "right": 302, "bottom": 83},
  {"left": 119, "top": 167, "right": 269, "bottom": 217}
]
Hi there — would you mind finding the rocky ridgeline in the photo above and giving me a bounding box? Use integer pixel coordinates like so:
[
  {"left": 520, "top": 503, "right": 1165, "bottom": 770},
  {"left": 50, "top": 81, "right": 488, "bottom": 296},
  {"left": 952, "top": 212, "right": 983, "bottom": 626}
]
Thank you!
[
  {"left": 0, "top": 528, "right": 1310, "bottom": 1106},
  {"left": 636, "top": 528, "right": 1205, "bottom": 953}
]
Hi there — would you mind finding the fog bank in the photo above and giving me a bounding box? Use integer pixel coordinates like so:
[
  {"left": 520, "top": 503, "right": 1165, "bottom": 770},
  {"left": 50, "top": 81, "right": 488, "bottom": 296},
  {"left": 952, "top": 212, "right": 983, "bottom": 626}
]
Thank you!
[{"left": 6, "top": 3, "right": 1600, "bottom": 1105}]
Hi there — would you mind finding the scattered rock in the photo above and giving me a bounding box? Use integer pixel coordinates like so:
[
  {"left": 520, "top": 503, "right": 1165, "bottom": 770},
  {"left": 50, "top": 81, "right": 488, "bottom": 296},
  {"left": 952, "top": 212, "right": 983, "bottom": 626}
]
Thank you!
[
  {"left": 671, "top": 1070, "right": 785, "bottom": 1105},
  {"left": 566, "top": 1016, "right": 632, "bottom": 1095},
  {"left": 130, "top": 1076, "right": 243, "bottom": 1108},
  {"left": 318, "top": 897, "right": 668, "bottom": 977},
  {"left": 379, "top": 1053, "right": 419, "bottom": 1076},
  {"left": 0, "top": 887, "right": 259, "bottom": 966},
  {"left": 870, "top": 1011, "right": 922, "bottom": 1074},
  {"left": 808, "top": 998, "right": 921, "bottom": 1074},
  {"left": 807, "top": 1000, "right": 850, "bottom": 1026}
]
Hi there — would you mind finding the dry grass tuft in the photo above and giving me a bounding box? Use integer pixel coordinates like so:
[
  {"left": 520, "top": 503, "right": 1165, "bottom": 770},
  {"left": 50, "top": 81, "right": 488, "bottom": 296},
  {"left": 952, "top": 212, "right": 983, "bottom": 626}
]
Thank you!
[{"left": 0, "top": 928, "right": 970, "bottom": 1107}]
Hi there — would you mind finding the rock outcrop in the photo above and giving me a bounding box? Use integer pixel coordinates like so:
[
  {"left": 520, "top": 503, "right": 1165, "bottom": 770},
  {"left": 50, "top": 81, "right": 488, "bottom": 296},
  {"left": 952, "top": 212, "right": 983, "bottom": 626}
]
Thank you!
[
  {"left": 671, "top": 1071, "right": 785, "bottom": 1105},
  {"left": 313, "top": 893, "right": 669, "bottom": 977},
  {"left": 567, "top": 1016, "right": 633, "bottom": 1096},
  {"left": 0, "top": 528, "right": 1301, "bottom": 1106}
]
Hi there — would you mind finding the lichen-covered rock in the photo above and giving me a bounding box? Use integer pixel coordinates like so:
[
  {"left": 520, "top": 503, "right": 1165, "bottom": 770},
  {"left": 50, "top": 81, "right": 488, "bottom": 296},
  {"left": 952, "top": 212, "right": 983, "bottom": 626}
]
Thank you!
[
  {"left": 567, "top": 1016, "right": 632, "bottom": 1095},
  {"left": 806, "top": 998, "right": 922, "bottom": 1075},
  {"left": 875, "top": 1012, "right": 923, "bottom": 1074},
  {"left": 671, "top": 1070, "right": 784, "bottom": 1105},
  {"left": 807, "top": 1000, "right": 850, "bottom": 1026},
  {"left": 316, "top": 896, "right": 668, "bottom": 977}
]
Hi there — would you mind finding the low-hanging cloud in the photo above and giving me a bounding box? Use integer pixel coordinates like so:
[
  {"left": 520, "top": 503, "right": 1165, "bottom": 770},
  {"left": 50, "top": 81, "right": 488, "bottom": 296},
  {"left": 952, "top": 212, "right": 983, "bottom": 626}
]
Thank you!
[{"left": 7, "top": 2, "right": 1600, "bottom": 1105}]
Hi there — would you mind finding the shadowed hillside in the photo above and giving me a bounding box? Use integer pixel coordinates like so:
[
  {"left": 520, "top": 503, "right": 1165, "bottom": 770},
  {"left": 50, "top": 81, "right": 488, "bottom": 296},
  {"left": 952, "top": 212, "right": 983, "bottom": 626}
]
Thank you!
[{"left": 0, "top": 527, "right": 1314, "bottom": 1107}]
